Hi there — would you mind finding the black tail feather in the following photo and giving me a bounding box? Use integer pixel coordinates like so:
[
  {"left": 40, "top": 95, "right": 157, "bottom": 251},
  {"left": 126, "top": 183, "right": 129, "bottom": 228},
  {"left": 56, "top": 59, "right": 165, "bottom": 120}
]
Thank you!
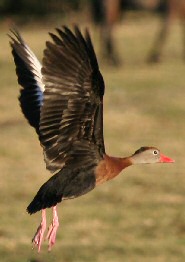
[
  {"left": 27, "top": 172, "right": 64, "bottom": 214},
  {"left": 27, "top": 166, "right": 96, "bottom": 214}
]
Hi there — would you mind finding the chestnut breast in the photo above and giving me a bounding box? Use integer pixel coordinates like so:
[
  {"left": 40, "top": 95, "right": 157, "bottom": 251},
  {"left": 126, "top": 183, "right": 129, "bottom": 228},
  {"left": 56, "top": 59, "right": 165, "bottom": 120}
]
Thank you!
[{"left": 95, "top": 154, "right": 132, "bottom": 186}]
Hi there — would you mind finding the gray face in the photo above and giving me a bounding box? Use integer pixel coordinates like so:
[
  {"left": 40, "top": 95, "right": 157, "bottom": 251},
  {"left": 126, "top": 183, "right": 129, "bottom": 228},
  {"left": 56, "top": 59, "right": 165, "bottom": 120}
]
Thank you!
[{"left": 132, "top": 147, "right": 161, "bottom": 164}]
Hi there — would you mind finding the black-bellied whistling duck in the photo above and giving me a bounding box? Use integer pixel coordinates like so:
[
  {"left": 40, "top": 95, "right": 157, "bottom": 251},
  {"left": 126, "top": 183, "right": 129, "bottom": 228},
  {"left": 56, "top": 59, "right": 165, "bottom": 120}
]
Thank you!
[{"left": 9, "top": 26, "right": 174, "bottom": 252}]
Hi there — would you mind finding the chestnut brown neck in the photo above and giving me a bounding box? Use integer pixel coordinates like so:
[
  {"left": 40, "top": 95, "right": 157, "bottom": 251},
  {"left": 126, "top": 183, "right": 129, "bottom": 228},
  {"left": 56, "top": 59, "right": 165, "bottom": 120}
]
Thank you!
[
  {"left": 106, "top": 155, "right": 133, "bottom": 171},
  {"left": 95, "top": 154, "right": 132, "bottom": 186}
]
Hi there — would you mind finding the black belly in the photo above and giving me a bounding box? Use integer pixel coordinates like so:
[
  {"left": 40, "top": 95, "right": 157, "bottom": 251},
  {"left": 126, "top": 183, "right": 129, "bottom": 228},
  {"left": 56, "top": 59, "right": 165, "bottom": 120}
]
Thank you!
[{"left": 27, "top": 166, "right": 96, "bottom": 214}]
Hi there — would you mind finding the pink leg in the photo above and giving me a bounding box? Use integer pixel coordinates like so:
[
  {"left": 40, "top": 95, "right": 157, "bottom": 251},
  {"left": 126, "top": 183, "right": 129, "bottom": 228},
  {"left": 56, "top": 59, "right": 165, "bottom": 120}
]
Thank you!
[
  {"left": 46, "top": 205, "right": 59, "bottom": 251},
  {"left": 32, "top": 209, "right": 46, "bottom": 252}
]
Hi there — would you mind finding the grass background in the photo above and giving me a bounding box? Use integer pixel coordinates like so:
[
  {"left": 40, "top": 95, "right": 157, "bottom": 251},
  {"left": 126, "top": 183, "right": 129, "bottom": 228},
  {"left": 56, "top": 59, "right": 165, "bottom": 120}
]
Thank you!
[{"left": 0, "top": 14, "right": 185, "bottom": 261}]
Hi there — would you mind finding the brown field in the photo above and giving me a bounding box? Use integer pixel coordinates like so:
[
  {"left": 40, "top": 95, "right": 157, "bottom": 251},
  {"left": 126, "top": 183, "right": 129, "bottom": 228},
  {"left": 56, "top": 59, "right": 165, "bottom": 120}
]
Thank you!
[{"left": 0, "top": 14, "right": 185, "bottom": 261}]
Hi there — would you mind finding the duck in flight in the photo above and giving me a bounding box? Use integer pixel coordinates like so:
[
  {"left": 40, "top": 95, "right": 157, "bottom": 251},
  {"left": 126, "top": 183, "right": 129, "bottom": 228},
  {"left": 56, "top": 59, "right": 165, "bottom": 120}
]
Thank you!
[{"left": 9, "top": 26, "right": 174, "bottom": 252}]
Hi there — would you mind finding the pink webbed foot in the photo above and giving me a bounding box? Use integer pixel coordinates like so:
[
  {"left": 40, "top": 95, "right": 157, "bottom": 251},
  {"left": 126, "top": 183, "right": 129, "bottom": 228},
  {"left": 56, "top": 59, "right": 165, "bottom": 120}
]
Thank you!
[
  {"left": 32, "top": 209, "right": 46, "bottom": 252},
  {"left": 46, "top": 206, "right": 59, "bottom": 251}
]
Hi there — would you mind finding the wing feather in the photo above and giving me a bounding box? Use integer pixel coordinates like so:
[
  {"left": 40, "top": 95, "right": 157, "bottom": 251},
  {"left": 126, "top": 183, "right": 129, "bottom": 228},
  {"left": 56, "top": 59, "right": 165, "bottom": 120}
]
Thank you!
[
  {"left": 40, "top": 26, "right": 105, "bottom": 173},
  {"left": 9, "top": 28, "right": 44, "bottom": 134}
]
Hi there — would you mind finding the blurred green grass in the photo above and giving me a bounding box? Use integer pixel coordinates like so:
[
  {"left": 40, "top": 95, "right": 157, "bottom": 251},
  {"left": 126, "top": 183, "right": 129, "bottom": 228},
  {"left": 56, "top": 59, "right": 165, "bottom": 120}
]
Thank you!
[{"left": 0, "top": 15, "right": 185, "bottom": 261}]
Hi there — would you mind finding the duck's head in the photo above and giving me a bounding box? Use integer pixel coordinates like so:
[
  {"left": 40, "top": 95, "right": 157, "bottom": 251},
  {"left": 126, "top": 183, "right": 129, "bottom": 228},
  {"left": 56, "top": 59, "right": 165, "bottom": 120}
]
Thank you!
[{"left": 131, "top": 147, "right": 174, "bottom": 164}]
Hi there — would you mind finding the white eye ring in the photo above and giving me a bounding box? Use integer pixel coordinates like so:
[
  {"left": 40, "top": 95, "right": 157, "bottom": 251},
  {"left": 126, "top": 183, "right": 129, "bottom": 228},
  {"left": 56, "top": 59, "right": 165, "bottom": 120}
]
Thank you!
[{"left": 153, "top": 150, "right": 158, "bottom": 155}]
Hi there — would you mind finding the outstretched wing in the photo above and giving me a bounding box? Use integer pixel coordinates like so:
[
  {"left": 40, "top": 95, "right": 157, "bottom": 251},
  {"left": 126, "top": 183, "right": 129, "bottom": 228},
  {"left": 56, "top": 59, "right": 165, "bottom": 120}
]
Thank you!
[
  {"left": 9, "top": 28, "right": 44, "bottom": 134},
  {"left": 40, "top": 26, "right": 105, "bottom": 173}
]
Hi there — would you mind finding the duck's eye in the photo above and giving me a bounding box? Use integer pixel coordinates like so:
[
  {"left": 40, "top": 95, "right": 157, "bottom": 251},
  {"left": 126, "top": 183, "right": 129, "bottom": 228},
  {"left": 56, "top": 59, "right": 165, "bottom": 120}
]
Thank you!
[{"left": 153, "top": 150, "right": 158, "bottom": 155}]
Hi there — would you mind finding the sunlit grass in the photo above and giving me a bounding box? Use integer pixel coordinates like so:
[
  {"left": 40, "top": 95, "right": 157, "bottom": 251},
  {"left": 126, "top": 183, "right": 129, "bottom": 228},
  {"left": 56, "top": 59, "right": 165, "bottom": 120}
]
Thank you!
[{"left": 0, "top": 15, "right": 185, "bottom": 261}]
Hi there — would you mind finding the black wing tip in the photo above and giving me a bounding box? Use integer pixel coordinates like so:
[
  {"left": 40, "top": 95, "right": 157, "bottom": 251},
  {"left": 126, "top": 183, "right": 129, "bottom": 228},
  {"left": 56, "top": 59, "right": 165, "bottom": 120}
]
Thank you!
[
  {"left": 52, "top": 25, "right": 91, "bottom": 45},
  {"left": 62, "top": 24, "right": 88, "bottom": 38},
  {"left": 8, "top": 27, "right": 22, "bottom": 42},
  {"left": 8, "top": 27, "right": 26, "bottom": 51},
  {"left": 59, "top": 24, "right": 81, "bottom": 33},
  {"left": 47, "top": 25, "right": 99, "bottom": 70}
]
